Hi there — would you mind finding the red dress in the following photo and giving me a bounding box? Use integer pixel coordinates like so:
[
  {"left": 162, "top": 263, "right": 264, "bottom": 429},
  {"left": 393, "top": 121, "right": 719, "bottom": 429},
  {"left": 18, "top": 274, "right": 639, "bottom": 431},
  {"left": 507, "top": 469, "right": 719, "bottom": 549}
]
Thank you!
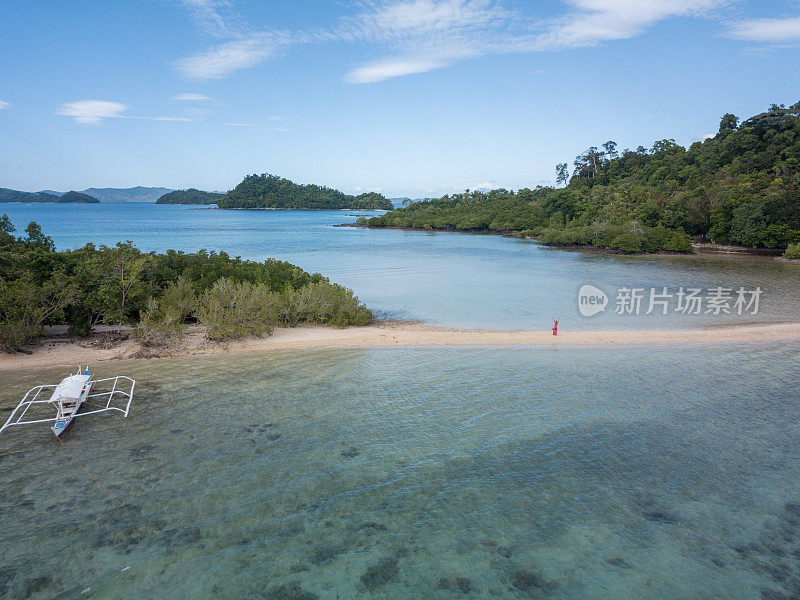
[{"left": 552, "top": 324, "right": 558, "bottom": 336}]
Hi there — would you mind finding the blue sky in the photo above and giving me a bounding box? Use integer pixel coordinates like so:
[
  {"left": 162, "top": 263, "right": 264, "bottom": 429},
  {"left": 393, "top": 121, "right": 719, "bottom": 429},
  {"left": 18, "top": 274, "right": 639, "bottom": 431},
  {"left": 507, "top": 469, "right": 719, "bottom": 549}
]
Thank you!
[{"left": 1, "top": 0, "right": 799, "bottom": 197}]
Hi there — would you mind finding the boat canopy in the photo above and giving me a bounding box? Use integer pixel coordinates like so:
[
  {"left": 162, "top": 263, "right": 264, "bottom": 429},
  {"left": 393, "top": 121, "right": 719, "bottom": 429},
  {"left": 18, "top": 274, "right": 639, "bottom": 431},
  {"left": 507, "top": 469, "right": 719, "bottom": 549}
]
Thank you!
[{"left": 48, "top": 374, "right": 91, "bottom": 402}]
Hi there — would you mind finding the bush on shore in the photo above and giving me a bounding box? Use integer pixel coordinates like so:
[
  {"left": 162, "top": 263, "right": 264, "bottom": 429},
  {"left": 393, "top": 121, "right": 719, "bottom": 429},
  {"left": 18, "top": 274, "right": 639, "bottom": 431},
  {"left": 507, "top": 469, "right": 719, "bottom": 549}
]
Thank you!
[
  {"left": 784, "top": 243, "right": 800, "bottom": 259},
  {"left": 536, "top": 222, "right": 693, "bottom": 253},
  {"left": 0, "top": 216, "right": 373, "bottom": 351}
]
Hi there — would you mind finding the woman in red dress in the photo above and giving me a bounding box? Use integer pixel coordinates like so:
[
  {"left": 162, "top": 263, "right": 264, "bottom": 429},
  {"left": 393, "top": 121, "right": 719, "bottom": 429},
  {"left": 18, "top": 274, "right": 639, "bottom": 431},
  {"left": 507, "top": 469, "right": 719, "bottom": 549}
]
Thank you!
[{"left": 552, "top": 319, "right": 558, "bottom": 336}]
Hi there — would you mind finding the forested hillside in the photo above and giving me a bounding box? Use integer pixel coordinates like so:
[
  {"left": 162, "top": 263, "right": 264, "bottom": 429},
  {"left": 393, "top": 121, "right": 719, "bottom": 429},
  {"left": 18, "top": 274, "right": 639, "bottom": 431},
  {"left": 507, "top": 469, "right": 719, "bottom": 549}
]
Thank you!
[
  {"left": 219, "top": 174, "right": 393, "bottom": 210},
  {"left": 156, "top": 188, "right": 224, "bottom": 204},
  {"left": 58, "top": 191, "right": 100, "bottom": 203},
  {"left": 365, "top": 102, "right": 800, "bottom": 254},
  {"left": 0, "top": 188, "right": 99, "bottom": 203}
]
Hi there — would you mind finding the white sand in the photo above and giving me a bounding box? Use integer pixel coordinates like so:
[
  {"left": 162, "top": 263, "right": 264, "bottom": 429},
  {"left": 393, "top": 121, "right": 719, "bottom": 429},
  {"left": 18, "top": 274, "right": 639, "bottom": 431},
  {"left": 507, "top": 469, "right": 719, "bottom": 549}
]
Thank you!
[{"left": 1, "top": 321, "right": 799, "bottom": 372}]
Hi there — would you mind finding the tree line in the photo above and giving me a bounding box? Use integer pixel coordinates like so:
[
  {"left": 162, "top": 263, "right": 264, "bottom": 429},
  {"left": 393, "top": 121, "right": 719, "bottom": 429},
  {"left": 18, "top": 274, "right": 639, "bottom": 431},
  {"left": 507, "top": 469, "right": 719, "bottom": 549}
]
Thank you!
[
  {"left": 218, "top": 174, "right": 393, "bottom": 210},
  {"left": 155, "top": 189, "right": 224, "bottom": 205},
  {"left": 0, "top": 215, "right": 373, "bottom": 352},
  {"left": 364, "top": 102, "right": 800, "bottom": 254}
]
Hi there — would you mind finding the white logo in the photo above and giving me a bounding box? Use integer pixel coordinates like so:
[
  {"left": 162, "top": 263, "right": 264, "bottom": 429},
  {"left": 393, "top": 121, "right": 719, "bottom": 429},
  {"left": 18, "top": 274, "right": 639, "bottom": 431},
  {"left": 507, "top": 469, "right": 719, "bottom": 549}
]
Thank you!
[{"left": 578, "top": 284, "right": 608, "bottom": 317}]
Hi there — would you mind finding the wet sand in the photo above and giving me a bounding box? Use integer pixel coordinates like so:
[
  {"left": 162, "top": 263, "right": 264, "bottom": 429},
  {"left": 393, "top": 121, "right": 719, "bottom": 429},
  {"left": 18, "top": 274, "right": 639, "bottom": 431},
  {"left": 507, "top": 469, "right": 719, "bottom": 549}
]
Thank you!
[{"left": 1, "top": 321, "right": 799, "bottom": 372}]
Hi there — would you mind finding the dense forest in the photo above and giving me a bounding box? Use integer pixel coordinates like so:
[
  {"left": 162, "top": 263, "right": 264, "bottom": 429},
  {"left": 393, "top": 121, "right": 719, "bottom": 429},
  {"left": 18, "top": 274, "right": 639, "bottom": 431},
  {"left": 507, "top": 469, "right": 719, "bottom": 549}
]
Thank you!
[
  {"left": 57, "top": 191, "right": 100, "bottom": 203},
  {"left": 156, "top": 188, "right": 224, "bottom": 205},
  {"left": 219, "top": 174, "right": 393, "bottom": 210},
  {"left": 364, "top": 102, "right": 800, "bottom": 254},
  {"left": 0, "top": 215, "right": 373, "bottom": 352},
  {"left": 0, "top": 188, "right": 99, "bottom": 203}
]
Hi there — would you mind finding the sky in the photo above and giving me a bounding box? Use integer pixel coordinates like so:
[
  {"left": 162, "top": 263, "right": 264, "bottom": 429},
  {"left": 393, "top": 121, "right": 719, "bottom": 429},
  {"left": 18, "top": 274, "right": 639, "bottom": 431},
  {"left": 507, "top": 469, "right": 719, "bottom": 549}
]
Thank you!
[{"left": 1, "top": 0, "right": 799, "bottom": 197}]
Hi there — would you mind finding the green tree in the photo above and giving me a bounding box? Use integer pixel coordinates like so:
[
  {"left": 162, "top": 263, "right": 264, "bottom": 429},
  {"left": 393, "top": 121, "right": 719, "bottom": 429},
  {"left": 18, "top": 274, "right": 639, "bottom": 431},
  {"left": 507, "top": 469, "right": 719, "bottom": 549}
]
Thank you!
[
  {"left": 555, "top": 163, "right": 569, "bottom": 186},
  {"left": 719, "top": 113, "right": 739, "bottom": 134}
]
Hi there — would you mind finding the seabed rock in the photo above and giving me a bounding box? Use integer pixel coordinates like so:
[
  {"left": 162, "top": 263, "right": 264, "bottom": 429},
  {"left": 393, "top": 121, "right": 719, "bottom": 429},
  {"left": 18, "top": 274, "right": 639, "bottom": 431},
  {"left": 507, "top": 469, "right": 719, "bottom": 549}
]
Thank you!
[
  {"left": 261, "top": 581, "right": 318, "bottom": 600},
  {"left": 643, "top": 510, "right": 677, "bottom": 523},
  {"left": 605, "top": 557, "right": 633, "bottom": 569},
  {"left": 23, "top": 576, "right": 52, "bottom": 597},
  {"left": 359, "top": 557, "right": 399, "bottom": 591},
  {"left": 130, "top": 444, "right": 157, "bottom": 458},
  {"left": 510, "top": 570, "right": 555, "bottom": 596},
  {"left": 309, "top": 544, "right": 345, "bottom": 565},
  {"left": 437, "top": 576, "right": 475, "bottom": 593},
  {"left": 0, "top": 567, "right": 16, "bottom": 596}
]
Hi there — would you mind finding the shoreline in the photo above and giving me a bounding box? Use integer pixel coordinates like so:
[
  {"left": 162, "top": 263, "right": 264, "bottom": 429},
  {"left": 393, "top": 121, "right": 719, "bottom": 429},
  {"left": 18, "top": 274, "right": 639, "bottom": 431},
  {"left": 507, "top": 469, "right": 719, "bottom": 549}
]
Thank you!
[
  {"left": 2, "top": 321, "right": 799, "bottom": 372},
  {"left": 341, "top": 224, "right": 788, "bottom": 257}
]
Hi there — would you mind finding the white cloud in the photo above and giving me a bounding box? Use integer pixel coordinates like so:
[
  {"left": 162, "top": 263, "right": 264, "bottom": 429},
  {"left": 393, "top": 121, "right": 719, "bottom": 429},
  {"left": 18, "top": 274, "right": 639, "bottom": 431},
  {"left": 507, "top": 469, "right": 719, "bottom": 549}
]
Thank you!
[
  {"left": 726, "top": 16, "right": 800, "bottom": 43},
  {"left": 57, "top": 99, "right": 193, "bottom": 124},
  {"left": 341, "top": 0, "right": 730, "bottom": 82},
  {"left": 337, "top": 0, "right": 510, "bottom": 43},
  {"left": 530, "top": 0, "right": 728, "bottom": 51},
  {"left": 172, "top": 93, "right": 213, "bottom": 101},
  {"left": 179, "top": 0, "right": 245, "bottom": 37},
  {"left": 175, "top": 32, "right": 290, "bottom": 79},
  {"left": 340, "top": 0, "right": 508, "bottom": 82},
  {"left": 347, "top": 57, "right": 451, "bottom": 83},
  {"left": 57, "top": 100, "right": 128, "bottom": 124},
  {"left": 174, "top": 0, "right": 731, "bottom": 83},
  {"left": 0, "top": 100, "right": 10, "bottom": 109}
]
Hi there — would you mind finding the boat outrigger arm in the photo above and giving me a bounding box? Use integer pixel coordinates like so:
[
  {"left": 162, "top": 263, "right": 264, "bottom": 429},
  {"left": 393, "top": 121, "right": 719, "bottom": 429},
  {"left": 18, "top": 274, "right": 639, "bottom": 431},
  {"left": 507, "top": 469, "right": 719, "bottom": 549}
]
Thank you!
[{"left": 0, "top": 372, "right": 135, "bottom": 437}]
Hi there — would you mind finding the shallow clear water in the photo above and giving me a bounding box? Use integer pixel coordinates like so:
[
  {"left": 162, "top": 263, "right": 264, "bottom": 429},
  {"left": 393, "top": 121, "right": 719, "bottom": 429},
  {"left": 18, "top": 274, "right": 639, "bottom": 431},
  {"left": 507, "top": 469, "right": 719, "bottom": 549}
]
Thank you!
[
  {"left": 1, "top": 202, "right": 798, "bottom": 329},
  {"left": 1, "top": 343, "right": 800, "bottom": 599}
]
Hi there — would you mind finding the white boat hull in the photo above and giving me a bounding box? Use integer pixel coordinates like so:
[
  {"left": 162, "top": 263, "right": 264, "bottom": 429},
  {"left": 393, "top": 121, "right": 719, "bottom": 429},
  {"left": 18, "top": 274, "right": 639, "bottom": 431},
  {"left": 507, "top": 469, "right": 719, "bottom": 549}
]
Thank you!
[
  {"left": 50, "top": 376, "right": 93, "bottom": 438},
  {"left": 52, "top": 401, "right": 84, "bottom": 437}
]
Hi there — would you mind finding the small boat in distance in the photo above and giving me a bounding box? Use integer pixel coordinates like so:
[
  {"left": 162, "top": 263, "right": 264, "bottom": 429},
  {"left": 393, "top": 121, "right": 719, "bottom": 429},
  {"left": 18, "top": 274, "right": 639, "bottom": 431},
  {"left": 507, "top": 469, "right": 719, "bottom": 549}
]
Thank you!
[{"left": 0, "top": 367, "right": 135, "bottom": 439}]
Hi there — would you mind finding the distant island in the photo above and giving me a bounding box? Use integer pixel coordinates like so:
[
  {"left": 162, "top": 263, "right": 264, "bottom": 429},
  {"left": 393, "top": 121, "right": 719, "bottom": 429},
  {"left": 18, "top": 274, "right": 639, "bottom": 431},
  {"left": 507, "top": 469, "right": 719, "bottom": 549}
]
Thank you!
[
  {"left": 0, "top": 188, "right": 99, "bottom": 203},
  {"left": 83, "top": 186, "right": 173, "bottom": 202},
  {"left": 56, "top": 191, "right": 100, "bottom": 203},
  {"left": 0, "top": 186, "right": 174, "bottom": 203},
  {"left": 218, "top": 174, "right": 393, "bottom": 210},
  {"left": 156, "top": 188, "right": 224, "bottom": 205},
  {"left": 361, "top": 102, "right": 800, "bottom": 255}
]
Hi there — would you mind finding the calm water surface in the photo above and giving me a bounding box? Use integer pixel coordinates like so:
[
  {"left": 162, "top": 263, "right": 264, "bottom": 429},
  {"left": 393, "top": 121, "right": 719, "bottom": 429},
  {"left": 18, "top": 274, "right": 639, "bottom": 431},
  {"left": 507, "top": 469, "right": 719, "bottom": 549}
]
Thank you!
[
  {"left": 1, "top": 203, "right": 799, "bottom": 600},
  {"left": 1, "top": 202, "right": 798, "bottom": 329},
  {"left": 1, "top": 344, "right": 799, "bottom": 599}
]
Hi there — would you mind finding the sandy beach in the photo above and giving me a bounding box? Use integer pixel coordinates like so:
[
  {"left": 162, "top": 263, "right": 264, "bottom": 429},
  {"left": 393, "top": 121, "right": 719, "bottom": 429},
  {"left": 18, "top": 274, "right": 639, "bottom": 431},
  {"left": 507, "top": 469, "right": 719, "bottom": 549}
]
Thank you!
[{"left": 1, "top": 321, "right": 799, "bottom": 372}]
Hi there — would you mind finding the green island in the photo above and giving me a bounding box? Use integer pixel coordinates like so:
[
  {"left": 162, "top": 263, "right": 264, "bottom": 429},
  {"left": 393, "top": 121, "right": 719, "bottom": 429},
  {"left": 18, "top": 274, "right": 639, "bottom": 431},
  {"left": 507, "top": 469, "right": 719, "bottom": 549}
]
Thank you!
[
  {"left": 0, "top": 215, "right": 372, "bottom": 352},
  {"left": 218, "top": 173, "right": 393, "bottom": 210},
  {"left": 155, "top": 188, "right": 224, "bottom": 205},
  {"left": 0, "top": 188, "right": 99, "bottom": 203},
  {"left": 362, "top": 102, "right": 800, "bottom": 255}
]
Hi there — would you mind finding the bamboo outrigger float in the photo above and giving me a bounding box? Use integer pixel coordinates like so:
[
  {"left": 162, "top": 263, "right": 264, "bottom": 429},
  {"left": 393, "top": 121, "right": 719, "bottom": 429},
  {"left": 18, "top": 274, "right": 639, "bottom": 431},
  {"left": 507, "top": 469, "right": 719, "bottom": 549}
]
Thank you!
[{"left": 0, "top": 367, "right": 135, "bottom": 438}]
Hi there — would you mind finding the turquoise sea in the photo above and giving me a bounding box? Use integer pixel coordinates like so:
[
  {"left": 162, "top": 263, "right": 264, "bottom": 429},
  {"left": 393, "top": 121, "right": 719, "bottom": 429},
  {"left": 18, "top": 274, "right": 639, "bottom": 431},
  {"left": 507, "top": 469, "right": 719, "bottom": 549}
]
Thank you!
[
  {"left": 1, "top": 203, "right": 799, "bottom": 599},
  {"left": 1, "top": 202, "right": 799, "bottom": 329}
]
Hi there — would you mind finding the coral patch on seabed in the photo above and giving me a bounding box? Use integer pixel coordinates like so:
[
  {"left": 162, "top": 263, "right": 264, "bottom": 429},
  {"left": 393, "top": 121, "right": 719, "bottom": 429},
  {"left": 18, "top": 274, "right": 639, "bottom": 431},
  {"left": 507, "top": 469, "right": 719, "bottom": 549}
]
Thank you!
[
  {"left": 359, "top": 557, "right": 399, "bottom": 591},
  {"left": 438, "top": 576, "right": 475, "bottom": 593}
]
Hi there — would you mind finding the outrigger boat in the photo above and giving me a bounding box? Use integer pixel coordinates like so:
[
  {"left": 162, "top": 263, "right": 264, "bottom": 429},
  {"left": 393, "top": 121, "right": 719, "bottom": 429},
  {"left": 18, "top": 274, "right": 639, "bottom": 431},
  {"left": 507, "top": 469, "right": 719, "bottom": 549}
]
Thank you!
[{"left": 0, "top": 367, "right": 135, "bottom": 438}]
